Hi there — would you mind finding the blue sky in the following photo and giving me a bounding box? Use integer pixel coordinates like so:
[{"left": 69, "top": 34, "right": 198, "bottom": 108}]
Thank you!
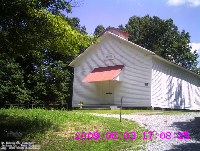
[{"left": 66, "top": 0, "right": 200, "bottom": 66}]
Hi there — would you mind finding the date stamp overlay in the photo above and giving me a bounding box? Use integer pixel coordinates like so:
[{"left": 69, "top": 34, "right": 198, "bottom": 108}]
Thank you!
[
  {"left": 75, "top": 131, "right": 190, "bottom": 140},
  {"left": 0, "top": 141, "right": 40, "bottom": 150}
]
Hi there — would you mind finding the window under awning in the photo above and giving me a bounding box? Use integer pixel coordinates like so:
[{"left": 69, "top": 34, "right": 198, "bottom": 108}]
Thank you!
[{"left": 82, "top": 65, "right": 124, "bottom": 83}]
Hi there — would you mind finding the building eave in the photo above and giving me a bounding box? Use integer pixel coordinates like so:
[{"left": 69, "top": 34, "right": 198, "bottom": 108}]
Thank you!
[
  {"left": 69, "top": 32, "right": 108, "bottom": 67},
  {"left": 69, "top": 31, "right": 155, "bottom": 67},
  {"left": 153, "top": 55, "right": 200, "bottom": 77},
  {"left": 69, "top": 31, "right": 200, "bottom": 77}
]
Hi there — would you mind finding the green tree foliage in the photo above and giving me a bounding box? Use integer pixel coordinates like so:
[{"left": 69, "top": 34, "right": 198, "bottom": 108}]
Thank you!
[
  {"left": 0, "top": 0, "right": 95, "bottom": 107},
  {"left": 64, "top": 16, "right": 87, "bottom": 34},
  {"left": 122, "top": 15, "right": 199, "bottom": 70},
  {"left": 0, "top": 55, "right": 31, "bottom": 105},
  {"left": 118, "top": 24, "right": 125, "bottom": 31},
  {"left": 94, "top": 25, "right": 105, "bottom": 37}
]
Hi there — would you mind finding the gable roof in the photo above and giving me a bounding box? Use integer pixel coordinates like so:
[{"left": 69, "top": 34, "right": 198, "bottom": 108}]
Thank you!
[{"left": 69, "top": 31, "right": 200, "bottom": 77}]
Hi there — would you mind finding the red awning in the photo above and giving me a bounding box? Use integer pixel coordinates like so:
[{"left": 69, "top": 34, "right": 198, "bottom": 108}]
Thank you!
[{"left": 82, "top": 65, "right": 124, "bottom": 82}]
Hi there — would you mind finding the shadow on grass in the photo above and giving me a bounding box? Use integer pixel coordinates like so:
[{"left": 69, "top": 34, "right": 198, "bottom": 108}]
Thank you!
[{"left": 0, "top": 113, "right": 55, "bottom": 143}]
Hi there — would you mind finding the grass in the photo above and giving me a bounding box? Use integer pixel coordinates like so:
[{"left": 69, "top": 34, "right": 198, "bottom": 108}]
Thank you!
[
  {"left": 72, "top": 109, "right": 199, "bottom": 115},
  {"left": 0, "top": 108, "right": 153, "bottom": 151}
]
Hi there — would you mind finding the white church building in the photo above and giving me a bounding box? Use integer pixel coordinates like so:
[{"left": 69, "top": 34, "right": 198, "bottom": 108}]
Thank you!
[{"left": 69, "top": 27, "right": 200, "bottom": 110}]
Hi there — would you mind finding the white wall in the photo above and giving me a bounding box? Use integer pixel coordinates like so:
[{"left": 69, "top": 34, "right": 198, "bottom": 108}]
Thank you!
[
  {"left": 151, "top": 58, "right": 200, "bottom": 110},
  {"left": 72, "top": 34, "right": 152, "bottom": 107}
]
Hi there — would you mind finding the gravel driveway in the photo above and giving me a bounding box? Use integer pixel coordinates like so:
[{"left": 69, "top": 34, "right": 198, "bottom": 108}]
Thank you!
[{"left": 89, "top": 112, "right": 200, "bottom": 151}]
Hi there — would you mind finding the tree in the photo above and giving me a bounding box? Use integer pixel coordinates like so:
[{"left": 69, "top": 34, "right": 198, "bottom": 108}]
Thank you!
[
  {"left": 94, "top": 25, "right": 105, "bottom": 37},
  {"left": 64, "top": 16, "right": 87, "bottom": 34},
  {"left": 0, "top": 0, "right": 91, "bottom": 56},
  {"left": 0, "top": 55, "right": 31, "bottom": 105},
  {"left": 118, "top": 24, "right": 125, "bottom": 31},
  {"left": 0, "top": 0, "right": 95, "bottom": 107},
  {"left": 122, "top": 15, "right": 199, "bottom": 70}
]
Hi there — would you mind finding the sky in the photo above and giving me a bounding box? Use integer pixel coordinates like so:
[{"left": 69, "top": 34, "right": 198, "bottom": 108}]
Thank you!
[{"left": 66, "top": 0, "right": 200, "bottom": 66}]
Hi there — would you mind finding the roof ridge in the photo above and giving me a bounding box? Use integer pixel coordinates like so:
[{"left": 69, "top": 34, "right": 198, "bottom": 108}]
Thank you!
[{"left": 106, "top": 31, "right": 200, "bottom": 76}]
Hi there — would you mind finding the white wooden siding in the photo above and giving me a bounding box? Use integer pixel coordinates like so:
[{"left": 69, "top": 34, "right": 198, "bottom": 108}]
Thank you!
[
  {"left": 151, "top": 58, "right": 200, "bottom": 110},
  {"left": 72, "top": 34, "right": 152, "bottom": 107}
]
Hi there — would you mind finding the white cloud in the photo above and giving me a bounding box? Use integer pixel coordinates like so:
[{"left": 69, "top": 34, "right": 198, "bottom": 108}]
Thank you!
[
  {"left": 190, "top": 43, "right": 200, "bottom": 53},
  {"left": 167, "top": 0, "right": 186, "bottom": 6},
  {"left": 167, "top": 0, "right": 200, "bottom": 7}
]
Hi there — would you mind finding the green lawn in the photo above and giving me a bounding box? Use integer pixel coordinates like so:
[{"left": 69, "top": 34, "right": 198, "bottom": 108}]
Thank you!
[
  {"left": 0, "top": 108, "right": 152, "bottom": 151},
  {"left": 72, "top": 109, "right": 199, "bottom": 115}
]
